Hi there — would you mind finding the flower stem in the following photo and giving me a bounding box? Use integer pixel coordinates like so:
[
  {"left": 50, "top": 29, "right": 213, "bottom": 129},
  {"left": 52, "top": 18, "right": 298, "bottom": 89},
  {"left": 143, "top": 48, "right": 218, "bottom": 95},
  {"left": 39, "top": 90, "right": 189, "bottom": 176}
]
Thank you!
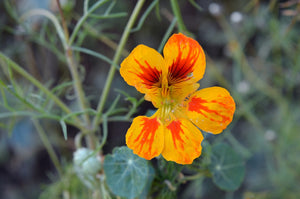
[
  {"left": 20, "top": 9, "right": 67, "bottom": 51},
  {"left": 56, "top": 0, "right": 70, "bottom": 42},
  {"left": 32, "top": 119, "right": 63, "bottom": 177},
  {"left": 65, "top": 49, "right": 91, "bottom": 126},
  {"left": 180, "top": 173, "right": 204, "bottom": 182},
  {"left": 56, "top": 0, "right": 95, "bottom": 148},
  {"left": 92, "top": 0, "right": 146, "bottom": 129},
  {"left": 69, "top": 0, "right": 109, "bottom": 46},
  {"left": 170, "top": 0, "right": 188, "bottom": 34}
]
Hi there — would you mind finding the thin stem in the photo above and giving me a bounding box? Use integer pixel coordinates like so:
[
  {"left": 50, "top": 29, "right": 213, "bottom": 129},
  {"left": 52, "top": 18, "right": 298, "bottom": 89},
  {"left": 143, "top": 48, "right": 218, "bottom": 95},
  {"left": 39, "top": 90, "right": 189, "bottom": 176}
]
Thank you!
[
  {"left": 81, "top": 21, "right": 129, "bottom": 56},
  {"left": 99, "top": 175, "right": 112, "bottom": 199},
  {"left": 158, "top": 17, "right": 177, "bottom": 53},
  {"left": 89, "top": 12, "right": 127, "bottom": 19},
  {"left": 180, "top": 173, "right": 205, "bottom": 182},
  {"left": 188, "top": 0, "right": 203, "bottom": 11},
  {"left": 131, "top": 0, "right": 159, "bottom": 32},
  {"left": 56, "top": 0, "right": 70, "bottom": 42},
  {"left": 65, "top": 49, "right": 90, "bottom": 124},
  {"left": 106, "top": 116, "right": 132, "bottom": 122},
  {"left": 284, "top": 2, "right": 300, "bottom": 35},
  {"left": 56, "top": 1, "right": 95, "bottom": 147},
  {"left": 217, "top": 15, "right": 288, "bottom": 114},
  {"left": 104, "top": 0, "right": 116, "bottom": 15},
  {"left": 0, "top": 53, "right": 73, "bottom": 116},
  {"left": 71, "top": 46, "right": 117, "bottom": 69},
  {"left": 4, "top": 0, "right": 19, "bottom": 22},
  {"left": 32, "top": 119, "right": 63, "bottom": 177},
  {"left": 65, "top": 45, "right": 96, "bottom": 149},
  {"left": 69, "top": 0, "right": 109, "bottom": 46},
  {"left": 75, "top": 132, "right": 84, "bottom": 148},
  {"left": 84, "top": 0, "right": 90, "bottom": 14},
  {"left": 31, "top": 36, "right": 66, "bottom": 62},
  {"left": 20, "top": 9, "right": 67, "bottom": 49},
  {"left": 92, "top": 0, "right": 146, "bottom": 129},
  {"left": 99, "top": 115, "right": 108, "bottom": 149},
  {"left": 170, "top": 0, "right": 188, "bottom": 34}
]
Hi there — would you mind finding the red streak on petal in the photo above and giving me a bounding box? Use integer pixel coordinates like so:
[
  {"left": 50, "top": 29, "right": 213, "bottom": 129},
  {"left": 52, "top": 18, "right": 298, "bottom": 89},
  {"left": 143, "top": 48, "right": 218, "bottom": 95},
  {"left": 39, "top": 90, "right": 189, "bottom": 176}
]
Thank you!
[
  {"left": 188, "top": 97, "right": 232, "bottom": 123},
  {"left": 167, "top": 120, "right": 185, "bottom": 150},
  {"left": 134, "top": 117, "right": 160, "bottom": 154},
  {"left": 132, "top": 59, "right": 161, "bottom": 88},
  {"left": 168, "top": 40, "right": 199, "bottom": 84}
]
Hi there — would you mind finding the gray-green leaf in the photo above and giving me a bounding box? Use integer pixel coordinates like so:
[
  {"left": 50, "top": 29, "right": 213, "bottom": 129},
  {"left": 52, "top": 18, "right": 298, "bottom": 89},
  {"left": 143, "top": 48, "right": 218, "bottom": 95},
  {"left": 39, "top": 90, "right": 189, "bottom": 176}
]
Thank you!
[
  {"left": 103, "top": 146, "right": 153, "bottom": 199},
  {"left": 209, "top": 143, "right": 245, "bottom": 191}
]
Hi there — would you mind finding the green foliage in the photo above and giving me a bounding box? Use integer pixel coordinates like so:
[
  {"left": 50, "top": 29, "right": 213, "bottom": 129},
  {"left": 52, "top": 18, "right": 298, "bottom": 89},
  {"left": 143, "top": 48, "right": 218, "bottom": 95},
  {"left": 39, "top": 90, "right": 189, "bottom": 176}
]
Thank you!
[
  {"left": 138, "top": 165, "right": 155, "bottom": 199},
  {"left": 209, "top": 143, "right": 245, "bottom": 191},
  {"left": 1, "top": 0, "right": 300, "bottom": 198},
  {"left": 39, "top": 164, "right": 92, "bottom": 199},
  {"left": 103, "top": 146, "right": 154, "bottom": 199}
]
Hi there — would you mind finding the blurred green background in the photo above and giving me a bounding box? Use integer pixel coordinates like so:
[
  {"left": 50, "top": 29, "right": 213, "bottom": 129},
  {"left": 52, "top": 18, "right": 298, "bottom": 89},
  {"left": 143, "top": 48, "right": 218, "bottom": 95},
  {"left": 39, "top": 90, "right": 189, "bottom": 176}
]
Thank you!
[{"left": 1, "top": 0, "right": 300, "bottom": 198}]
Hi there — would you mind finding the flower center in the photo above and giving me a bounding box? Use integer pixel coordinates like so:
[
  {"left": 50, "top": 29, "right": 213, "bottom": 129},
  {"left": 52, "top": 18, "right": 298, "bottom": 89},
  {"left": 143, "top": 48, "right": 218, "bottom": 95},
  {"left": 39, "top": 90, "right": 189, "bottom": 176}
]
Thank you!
[
  {"left": 160, "top": 102, "right": 175, "bottom": 123},
  {"left": 159, "top": 86, "right": 177, "bottom": 123}
]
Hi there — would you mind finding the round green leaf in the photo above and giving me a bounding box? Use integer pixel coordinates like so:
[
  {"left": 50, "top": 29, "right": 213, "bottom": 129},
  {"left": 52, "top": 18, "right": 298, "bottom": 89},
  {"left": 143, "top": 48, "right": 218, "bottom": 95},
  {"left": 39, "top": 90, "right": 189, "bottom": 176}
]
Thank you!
[
  {"left": 137, "top": 164, "right": 155, "bottom": 199},
  {"left": 103, "top": 146, "right": 151, "bottom": 199},
  {"left": 209, "top": 143, "right": 245, "bottom": 191}
]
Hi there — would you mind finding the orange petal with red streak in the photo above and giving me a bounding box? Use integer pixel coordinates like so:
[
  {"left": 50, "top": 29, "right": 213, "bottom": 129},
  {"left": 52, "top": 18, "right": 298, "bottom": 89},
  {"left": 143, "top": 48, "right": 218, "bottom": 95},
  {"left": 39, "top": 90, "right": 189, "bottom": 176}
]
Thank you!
[
  {"left": 120, "top": 45, "right": 165, "bottom": 105},
  {"left": 161, "top": 119, "right": 203, "bottom": 164},
  {"left": 126, "top": 116, "right": 164, "bottom": 160},
  {"left": 163, "top": 33, "right": 206, "bottom": 85},
  {"left": 187, "top": 87, "right": 236, "bottom": 134}
]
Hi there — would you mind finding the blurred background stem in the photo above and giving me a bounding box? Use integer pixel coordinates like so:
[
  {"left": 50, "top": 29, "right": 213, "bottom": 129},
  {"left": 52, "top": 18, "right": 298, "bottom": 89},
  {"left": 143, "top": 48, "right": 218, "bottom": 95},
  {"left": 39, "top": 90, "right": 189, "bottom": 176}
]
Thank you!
[
  {"left": 92, "top": 0, "right": 146, "bottom": 131},
  {"left": 56, "top": 0, "right": 96, "bottom": 149},
  {"left": 216, "top": 14, "right": 289, "bottom": 116},
  {"left": 170, "top": 0, "right": 189, "bottom": 35},
  {"left": 32, "top": 119, "right": 63, "bottom": 177},
  {"left": 69, "top": 0, "right": 110, "bottom": 46}
]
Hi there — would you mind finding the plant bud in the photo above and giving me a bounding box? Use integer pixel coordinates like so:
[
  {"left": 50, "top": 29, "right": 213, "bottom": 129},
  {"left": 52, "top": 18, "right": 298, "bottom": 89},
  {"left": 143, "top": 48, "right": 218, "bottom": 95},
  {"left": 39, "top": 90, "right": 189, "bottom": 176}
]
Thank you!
[{"left": 73, "top": 148, "right": 102, "bottom": 189}]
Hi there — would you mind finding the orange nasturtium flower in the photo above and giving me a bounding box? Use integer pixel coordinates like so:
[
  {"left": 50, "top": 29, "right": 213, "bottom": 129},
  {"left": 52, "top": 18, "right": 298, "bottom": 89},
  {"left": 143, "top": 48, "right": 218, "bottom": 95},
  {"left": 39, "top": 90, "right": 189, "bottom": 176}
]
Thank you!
[{"left": 120, "top": 33, "right": 235, "bottom": 164}]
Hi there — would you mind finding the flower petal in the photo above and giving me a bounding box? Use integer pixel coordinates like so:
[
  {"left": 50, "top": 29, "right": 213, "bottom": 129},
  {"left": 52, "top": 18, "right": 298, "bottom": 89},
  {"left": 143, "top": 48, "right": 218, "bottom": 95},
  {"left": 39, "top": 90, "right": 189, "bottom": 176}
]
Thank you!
[
  {"left": 187, "top": 87, "right": 236, "bottom": 134},
  {"left": 161, "top": 119, "right": 203, "bottom": 164},
  {"left": 163, "top": 33, "right": 206, "bottom": 85},
  {"left": 168, "top": 81, "right": 200, "bottom": 105},
  {"left": 120, "top": 45, "right": 165, "bottom": 105},
  {"left": 126, "top": 115, "right": 164, "bottom": 160}
]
